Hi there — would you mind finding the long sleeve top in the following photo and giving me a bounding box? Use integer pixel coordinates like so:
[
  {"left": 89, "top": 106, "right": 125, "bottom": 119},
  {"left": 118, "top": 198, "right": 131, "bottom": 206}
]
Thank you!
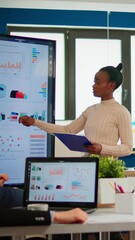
[
  {"left": 33, "top": 99, "right": 133, "bottom": 157},
  {"left": 0, "top": 207, "right": 51, "bottom": 226}
]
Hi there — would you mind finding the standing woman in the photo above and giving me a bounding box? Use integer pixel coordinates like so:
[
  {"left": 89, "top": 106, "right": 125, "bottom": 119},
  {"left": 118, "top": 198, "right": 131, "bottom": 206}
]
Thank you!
[
  {"left": 19, "top": 63, "right": 133, "bottom": 158},
  {"left": 19, "top": 63, "right": 133, "bottom": 240}
]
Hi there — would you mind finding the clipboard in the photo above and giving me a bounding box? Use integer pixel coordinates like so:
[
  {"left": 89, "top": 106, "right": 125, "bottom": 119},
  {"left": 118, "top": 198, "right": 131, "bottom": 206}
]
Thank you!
[{"left": 54, "top": 132, "right": 92, "bottom": 152}]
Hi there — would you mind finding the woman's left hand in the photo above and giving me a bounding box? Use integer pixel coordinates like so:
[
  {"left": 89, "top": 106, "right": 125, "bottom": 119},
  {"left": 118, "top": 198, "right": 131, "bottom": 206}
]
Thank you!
[{"left": 84, "top": 143, "right": 102, "bottom": 154}]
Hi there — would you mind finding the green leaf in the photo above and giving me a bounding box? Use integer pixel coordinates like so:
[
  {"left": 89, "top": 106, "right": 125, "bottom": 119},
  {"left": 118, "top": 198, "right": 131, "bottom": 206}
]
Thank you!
[{"left": 90, "top": 154, "right": 126, "bottom": 178}]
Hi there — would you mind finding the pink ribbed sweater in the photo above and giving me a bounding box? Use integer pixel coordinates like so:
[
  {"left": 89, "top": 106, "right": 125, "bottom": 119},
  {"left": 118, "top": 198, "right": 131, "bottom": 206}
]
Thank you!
[{"left": 34, "top": 99, "right": 133, "bottom": 157}]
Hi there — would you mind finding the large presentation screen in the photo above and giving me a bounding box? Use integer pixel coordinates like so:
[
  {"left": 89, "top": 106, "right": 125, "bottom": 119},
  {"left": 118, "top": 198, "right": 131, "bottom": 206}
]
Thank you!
[{"left": 0, "top": 35, "right": 56, "bottom": 185}]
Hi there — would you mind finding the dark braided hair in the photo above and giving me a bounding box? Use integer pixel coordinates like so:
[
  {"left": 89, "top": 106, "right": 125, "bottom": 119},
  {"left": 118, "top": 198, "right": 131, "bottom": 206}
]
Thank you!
[{"left": 99, "top": 63, "right": 123, "bottom": 90}]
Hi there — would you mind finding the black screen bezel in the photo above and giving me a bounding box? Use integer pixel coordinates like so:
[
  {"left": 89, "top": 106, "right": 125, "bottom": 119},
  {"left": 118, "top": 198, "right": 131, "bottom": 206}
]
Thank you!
[
  {"left": 0, "top": 34, "right": 56, "bottom": 187},
  {"left": 24, "top": 157, "right": 99, "bottom": 209}
]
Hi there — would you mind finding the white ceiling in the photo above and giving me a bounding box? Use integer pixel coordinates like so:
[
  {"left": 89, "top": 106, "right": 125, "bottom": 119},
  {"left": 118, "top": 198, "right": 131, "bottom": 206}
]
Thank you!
[
  {"left": 48, "top": 0, "right": 135, "bottom": 2},
  {"left": 1, "top": 0, "right": 135, "bottom": 11}
]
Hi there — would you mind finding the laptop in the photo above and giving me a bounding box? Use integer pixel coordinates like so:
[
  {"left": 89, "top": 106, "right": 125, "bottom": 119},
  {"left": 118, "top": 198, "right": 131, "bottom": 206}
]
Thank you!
[{"left": 23, "top": 157, "right": 99, "bottom": 213}]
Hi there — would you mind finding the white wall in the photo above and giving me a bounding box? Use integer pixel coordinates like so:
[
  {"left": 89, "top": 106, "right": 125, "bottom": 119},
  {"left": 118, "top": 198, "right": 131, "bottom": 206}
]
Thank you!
[
  {"left": 54, "top": 120, "right": 83, "bottom": 157},
  {"left": 55, "top": 137, "right": 83, "bottom": 157}
]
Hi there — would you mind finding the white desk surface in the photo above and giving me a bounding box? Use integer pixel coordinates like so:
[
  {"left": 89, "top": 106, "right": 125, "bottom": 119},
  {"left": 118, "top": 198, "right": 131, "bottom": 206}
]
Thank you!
[{"left": 0, "top": 208, "right": 135, "bottom": 237}]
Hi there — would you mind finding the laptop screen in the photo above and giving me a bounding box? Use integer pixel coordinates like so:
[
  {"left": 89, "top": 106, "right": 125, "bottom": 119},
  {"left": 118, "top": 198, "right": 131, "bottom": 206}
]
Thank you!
[{"left": 24, "top": 157, "right": 99, "bottom": 210}]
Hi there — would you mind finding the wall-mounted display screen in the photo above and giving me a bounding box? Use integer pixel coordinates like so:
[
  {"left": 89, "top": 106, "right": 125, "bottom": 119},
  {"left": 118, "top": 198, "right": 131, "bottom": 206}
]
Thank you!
[{"left": 0, "top": 34, "right": 56, "bottom": 186}]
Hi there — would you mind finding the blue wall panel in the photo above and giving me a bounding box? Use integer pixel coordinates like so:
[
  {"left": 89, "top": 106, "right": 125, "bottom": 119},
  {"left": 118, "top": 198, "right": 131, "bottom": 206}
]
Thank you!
[
  {"left": 0, "top": 8, "right": 107, "bottom": 34},
  {"left": 1, "top": 8, "right": 135, "bottom": 35},
  {"left": 110, "top": 11, "right": 135, "bottom": 29},
  {"left": 120, "top": 154, "right": 135, "bottom": 168}
]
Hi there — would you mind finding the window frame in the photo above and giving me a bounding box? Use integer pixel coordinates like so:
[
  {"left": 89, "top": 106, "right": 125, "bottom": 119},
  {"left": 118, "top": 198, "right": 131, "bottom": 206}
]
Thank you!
[{"left": 8, "top": 26, "right": 135, "bottom": 119}]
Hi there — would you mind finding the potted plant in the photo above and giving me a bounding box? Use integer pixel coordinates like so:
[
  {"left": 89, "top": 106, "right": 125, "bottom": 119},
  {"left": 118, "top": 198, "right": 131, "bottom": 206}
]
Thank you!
[
  {"left": 98, "top": 155, "right": 126, "bottom": 179},
  {"left": 91, "top": 154, "right": 128, "bottom": 204}
]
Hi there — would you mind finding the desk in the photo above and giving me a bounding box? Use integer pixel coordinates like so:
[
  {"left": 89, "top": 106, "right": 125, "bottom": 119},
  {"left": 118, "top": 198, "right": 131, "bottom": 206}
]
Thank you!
[
  {"left": 0, "top": 208, "right": 135, "bottom": 240},
  {"left": 125, "top": 168, "right": 135, "bottom": 177}
]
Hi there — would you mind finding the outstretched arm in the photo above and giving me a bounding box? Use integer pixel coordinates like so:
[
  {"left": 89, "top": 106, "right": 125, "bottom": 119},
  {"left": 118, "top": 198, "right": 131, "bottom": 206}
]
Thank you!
[
  {"left": 0, "top": 207, "right": 88, "bottom": 226},
  {"left": 19, "top": 114, "right": 86, "bottom": 135}
]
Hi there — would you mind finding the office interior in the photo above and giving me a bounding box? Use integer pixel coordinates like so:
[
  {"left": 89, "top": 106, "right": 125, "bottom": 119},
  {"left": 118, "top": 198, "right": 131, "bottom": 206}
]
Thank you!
[
  {"left": 1, "top": 1, "right": 135, "bottom": 240},
  {"left": 1, "top": 1, "right": 135, "bottom": 163},
  {"left": 2, "top": 0, "right": 135, "bottom": 165}
]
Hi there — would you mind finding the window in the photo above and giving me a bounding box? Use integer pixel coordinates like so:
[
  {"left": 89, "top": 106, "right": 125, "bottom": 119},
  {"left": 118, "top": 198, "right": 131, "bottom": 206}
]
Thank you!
[
  {"left": 75, "top": 38, "right": 121, "bottom": 117},
  {"left": 131, "top": 36, "right": 135, "bottom": 119},
  {"left": 8, "top": 26, "right": 134, "bottom": 121}
]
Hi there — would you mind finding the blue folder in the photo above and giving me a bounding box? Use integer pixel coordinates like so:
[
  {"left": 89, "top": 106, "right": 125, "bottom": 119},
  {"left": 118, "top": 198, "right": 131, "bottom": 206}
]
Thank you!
[{"left": 54, "top": 132, "right": 92, "bottom": 152}]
